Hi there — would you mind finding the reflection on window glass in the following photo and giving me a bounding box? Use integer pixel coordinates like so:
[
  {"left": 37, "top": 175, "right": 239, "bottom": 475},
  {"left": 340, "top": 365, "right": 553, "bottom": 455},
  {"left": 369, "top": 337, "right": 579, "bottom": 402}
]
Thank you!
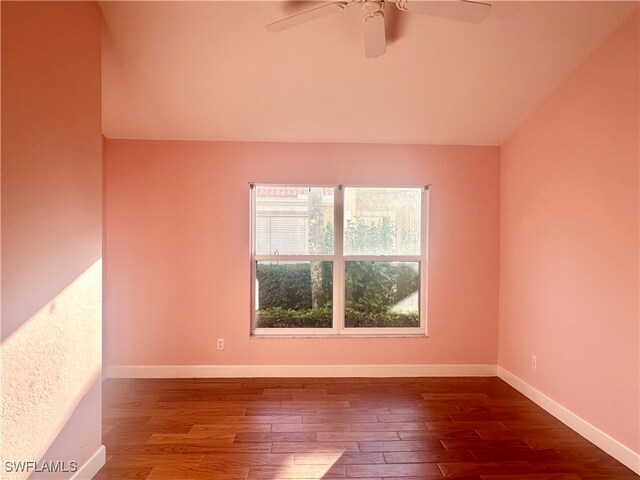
[
  {"left": 255, "top": 186, "right": 334, "bottom": 255},
  {"left": 255, "top": 261, "right": 333, "bottom": 328},
  {"left": 344, "top": 187, "right": 421, "bottom": 256},
  {"left": 345, "top": 262, "right": 419, "bottom": 328}
]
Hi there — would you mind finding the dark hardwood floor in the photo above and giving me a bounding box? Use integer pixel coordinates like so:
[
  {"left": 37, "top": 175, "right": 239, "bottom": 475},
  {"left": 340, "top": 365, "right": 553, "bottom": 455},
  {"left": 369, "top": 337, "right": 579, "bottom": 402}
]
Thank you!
[{"left": 96, "top": 377, "right": 638, "bottom": 479}]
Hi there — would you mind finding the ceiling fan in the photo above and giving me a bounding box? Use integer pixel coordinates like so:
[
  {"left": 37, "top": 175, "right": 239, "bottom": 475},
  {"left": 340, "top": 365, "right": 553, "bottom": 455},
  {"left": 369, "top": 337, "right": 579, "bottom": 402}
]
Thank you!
[{"left": 266, "top": 0, "right": 491, "bottom": 59}]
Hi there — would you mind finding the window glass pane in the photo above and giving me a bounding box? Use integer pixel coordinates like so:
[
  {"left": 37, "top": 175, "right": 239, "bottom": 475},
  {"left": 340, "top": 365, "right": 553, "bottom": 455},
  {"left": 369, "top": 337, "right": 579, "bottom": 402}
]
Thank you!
[
  {"left": 256, "top": 261, "right": 333, "bottom": 328},
  {"left": 270, "top": 216, "right": 307, "bottom": 254},
  {"left": 344, "top": 187, "right": 421, "bottom": 256},
  {"left": 255, "top": 186, "right": 334, "bottom": 255},
  {"left": 255, "top": 216, "right": 269, "bottom": 254},
  {"left": 345, "top": 262, "right": 419, "bottom": 328}
]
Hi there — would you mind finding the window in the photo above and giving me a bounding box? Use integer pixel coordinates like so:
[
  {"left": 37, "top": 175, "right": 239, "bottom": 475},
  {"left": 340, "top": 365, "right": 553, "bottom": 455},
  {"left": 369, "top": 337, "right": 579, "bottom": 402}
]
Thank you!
[{"left": 250, "top": 184, "right": 428, "bottom": 335}]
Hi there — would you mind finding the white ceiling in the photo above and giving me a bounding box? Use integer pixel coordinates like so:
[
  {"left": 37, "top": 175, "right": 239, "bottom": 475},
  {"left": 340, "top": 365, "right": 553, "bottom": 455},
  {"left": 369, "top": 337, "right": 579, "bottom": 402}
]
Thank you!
[{"left": 100, "top": 1, "right": 637, "bottom": 145}]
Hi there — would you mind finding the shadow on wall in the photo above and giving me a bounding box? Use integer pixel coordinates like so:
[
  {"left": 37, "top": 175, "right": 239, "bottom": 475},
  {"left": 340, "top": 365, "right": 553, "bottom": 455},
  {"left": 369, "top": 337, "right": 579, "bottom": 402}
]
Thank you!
[{"left": 0, "top": 259, "right": 102, "bottom": 480}]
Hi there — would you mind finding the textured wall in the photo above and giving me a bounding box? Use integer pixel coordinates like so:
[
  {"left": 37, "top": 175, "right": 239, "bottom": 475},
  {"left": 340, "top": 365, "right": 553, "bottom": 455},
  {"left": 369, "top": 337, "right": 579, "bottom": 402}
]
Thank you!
[
  {"left": 0, "top": 2, "right": 103, "bottom": 477},
  {"left": 1, "top": 263, "right": 102, "bottom": 478},
  {"left": 104, "top": 140, "right": 500, "bottom": 367},
  {"left": 499, "top": 9, "right": 639, "bottom": 454}
]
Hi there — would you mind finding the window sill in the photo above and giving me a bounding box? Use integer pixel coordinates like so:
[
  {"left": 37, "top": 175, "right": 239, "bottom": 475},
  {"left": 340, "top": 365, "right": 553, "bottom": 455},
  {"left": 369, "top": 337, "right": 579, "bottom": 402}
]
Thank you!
[{"left": 250, "top": 333, "right": 428, "bottom": 339}]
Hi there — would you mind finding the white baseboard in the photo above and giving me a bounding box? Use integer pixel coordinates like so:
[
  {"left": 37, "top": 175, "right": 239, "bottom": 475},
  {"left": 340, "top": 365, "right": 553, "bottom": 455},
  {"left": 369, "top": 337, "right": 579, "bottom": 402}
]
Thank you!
[
  {"left": 497, "top": 366, "right": 640, "bottom": 475},
  {"left": 105, "top": 363, "right": 497, "bottom": 379},
  {"left": 70, "top": 445, "right": 105, "bottom": 480}
]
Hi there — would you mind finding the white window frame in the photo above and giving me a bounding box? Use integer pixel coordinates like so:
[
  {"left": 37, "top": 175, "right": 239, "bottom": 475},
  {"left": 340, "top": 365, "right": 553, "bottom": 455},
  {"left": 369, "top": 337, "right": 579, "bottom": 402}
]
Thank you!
[{"left": 250, "top": 184, "right": 429, "bottom": 337}]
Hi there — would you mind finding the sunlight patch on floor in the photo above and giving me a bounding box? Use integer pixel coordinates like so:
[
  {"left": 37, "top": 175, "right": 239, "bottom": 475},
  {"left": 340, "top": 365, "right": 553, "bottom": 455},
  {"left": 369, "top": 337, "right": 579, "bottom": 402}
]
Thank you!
[{"left": 274, "top": 449, "right": 344, "bottom": 479}]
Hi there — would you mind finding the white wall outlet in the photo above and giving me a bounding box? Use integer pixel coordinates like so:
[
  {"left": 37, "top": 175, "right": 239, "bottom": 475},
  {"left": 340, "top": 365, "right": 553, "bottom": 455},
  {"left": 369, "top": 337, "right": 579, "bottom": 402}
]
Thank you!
[
  {"left": 217, "top": 338, "right": 224, "bottom": 350},
  {"left": 531, "top": 354, "right": 537, "bottom": 369}
]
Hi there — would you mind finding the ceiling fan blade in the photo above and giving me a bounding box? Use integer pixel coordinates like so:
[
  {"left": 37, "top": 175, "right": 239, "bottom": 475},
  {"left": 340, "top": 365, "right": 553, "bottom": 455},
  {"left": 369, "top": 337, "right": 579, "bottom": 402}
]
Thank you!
[
  {"left": 266, "top": 2, "right": 349, "bottom": 32},
  {"left": 395, "top": 0, "right": 491, "bottom": 23},
  {"left": 363, "top": 11, "right": 386, "bottom": 58}
]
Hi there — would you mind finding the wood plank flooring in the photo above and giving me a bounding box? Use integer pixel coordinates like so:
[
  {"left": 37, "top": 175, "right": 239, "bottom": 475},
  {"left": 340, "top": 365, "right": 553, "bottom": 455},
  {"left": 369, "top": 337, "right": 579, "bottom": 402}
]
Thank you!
[{"left": 96, "top": 377, "right": 638, "bottom": 480}]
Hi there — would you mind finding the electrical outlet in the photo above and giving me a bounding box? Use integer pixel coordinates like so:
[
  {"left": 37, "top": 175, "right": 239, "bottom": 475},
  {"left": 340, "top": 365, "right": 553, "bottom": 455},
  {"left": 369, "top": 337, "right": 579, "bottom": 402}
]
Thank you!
[
  {"left": 217, "top": 338, "right": 224, "bottom": 350},
  {"left": 531, "top": 354, "right": 537, "bottom": 369}
]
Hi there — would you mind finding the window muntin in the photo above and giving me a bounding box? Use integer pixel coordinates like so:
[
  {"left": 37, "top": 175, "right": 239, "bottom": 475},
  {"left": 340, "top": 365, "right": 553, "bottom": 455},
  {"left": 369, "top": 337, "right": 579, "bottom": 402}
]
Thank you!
[{"left": 251, "top": 184, "right": 427, "bottom": 336}]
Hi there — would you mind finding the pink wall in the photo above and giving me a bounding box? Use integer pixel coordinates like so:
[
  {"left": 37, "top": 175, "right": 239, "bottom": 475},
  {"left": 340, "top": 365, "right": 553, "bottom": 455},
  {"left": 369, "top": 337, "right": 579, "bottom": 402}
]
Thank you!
[
  {"left": 104, "top": 140, "right": 500, "bottom": 366},
  {"left": 1, "top": 2, "right": 103, "bottom": 477},
  {"left": 499, "top": 9, "right": 639, "bottom": 454}
]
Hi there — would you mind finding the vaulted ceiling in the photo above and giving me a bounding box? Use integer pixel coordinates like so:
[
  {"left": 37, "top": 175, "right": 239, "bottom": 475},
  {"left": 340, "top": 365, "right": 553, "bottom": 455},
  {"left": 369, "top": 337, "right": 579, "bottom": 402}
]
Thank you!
[{"left": 100, "top": 1, "right": 637, "bottom": 145}]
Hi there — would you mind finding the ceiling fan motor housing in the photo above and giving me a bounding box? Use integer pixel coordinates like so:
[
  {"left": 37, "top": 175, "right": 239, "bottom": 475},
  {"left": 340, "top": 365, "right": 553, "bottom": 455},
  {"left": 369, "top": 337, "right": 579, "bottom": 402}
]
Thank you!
[{"left": 362, "top": 0, "right": 384, "bottom": 14}]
